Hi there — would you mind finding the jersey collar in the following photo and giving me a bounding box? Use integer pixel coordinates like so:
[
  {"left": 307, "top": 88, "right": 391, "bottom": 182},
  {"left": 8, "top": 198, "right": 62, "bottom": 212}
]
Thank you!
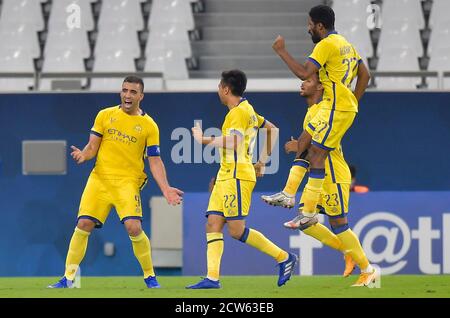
[
  {"left": 326, "top": 30, "right": 338, "bottom": 37},
  {"left": 118, "top": 104, "right": 146, "bottom": 116}
]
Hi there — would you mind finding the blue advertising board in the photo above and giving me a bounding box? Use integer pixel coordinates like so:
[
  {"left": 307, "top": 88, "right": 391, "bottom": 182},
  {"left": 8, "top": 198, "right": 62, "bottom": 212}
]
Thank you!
[{"left": 183, "top": 191, "right": 450, "bottom": 275}]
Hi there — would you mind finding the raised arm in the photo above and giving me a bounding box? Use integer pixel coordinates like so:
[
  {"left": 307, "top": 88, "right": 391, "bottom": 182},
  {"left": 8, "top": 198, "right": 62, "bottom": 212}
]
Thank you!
[
  {"left": 70, "top": 133, "right": 102, "bottom": 164},
  {"left": 273, "top": 35, "right": 319, "bottom": 80},
  {"left": 192, "top": 122, "right": 243, "bottom": 150},
  {"left": 354, "top": 61, "right": 371, "bottom": 101},
  {"left": 148, "top": 156, "right": 183, "bottom": 205}
]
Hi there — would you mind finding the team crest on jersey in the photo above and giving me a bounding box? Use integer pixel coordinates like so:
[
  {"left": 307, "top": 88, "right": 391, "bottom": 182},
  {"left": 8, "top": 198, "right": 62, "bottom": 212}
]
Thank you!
[{"left": 134, "top": 125, "right": 142, "bottom": 132}]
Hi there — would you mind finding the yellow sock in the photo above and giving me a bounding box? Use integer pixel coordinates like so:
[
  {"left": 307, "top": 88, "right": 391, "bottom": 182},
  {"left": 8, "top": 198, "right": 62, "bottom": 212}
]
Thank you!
[
  {"left": 64, "top": 227, "right": 90, "bottom": 280},
  {"left": 283, "top": 159, "right": 309, "bottom": 196},
  {"left": 303, "top": 223, "right": 345, "bottom": 252},
  {"left": 240, "top": 228, "right": 288, "bottom": 263},
  {"left": 336, "top": 227, "right": 370, "bottom": 270},
  {"left": 206, "top": 232, "right": 224, "bottom": 280},
  {"left": 301, "top": 168, "right": 325, "bottom": 216},
  {"left": 130, "top": 231, "right": 155, "bottom": 278}
]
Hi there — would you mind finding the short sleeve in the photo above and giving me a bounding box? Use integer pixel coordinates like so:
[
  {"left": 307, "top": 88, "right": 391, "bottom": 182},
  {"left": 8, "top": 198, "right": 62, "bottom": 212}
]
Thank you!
[
  {"left": 146, "top": 119, "right": 160, "bottom": 157},
  {"left": 308, "top": 40, "right": 330, "bottom": 69},
  {"left": 90, "top": 110, "right": 105, "bottom": 137},
  {"left": 256, "top": 112, "right": 266, "bottom": 128},
  {"left": 354, "top": 46, "right": 363, "bottom": 64},
  {"left": 228, "top": 108, "right": 249, "bottom": 137}
]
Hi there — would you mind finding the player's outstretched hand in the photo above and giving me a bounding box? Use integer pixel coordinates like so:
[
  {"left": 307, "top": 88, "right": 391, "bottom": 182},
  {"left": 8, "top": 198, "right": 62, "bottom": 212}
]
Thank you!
[
  {"left": 254, "top": 161, "right": 265, "bottom": 178},
  {"left": 272, "top": 35, "right": 286, "bottom": 53},
  {"left": 164, "top": 187, "right": 184, "bottom": 206},
  {"left": 70, "top": 145, "right": 86, "bottom": 164},
  {"left": 284, "top": 136, "right": 298, "bottom": 154},
  {"left": 192, "top": 122, "right": 203, "bottom": 144}
]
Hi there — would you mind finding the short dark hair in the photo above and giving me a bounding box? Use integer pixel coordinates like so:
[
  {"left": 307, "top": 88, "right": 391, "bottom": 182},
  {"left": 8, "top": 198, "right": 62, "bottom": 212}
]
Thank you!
[
  {"left": 123, "top": 75, "right": 144, "bottom": 92},
  {"left": 309, "top": 5, "right": 335, "bottom": 31},
  {"left": 220, "top": 70, "right": 247, "bottom": 96}
]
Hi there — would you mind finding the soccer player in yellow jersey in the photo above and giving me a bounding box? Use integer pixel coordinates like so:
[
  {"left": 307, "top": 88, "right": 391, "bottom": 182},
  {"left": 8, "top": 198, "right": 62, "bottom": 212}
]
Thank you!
[
  {"left": 186, "top": 70, "right": 297, "bottom": 289},
  {"left": 48, "top": 76, "right": 183, "bottom": 289},
  {"left": 272, "top": 5, "right": 377, "bottom": 286},
  {"left": 262, "top": 73, "right": 357, "bottom": 278}
]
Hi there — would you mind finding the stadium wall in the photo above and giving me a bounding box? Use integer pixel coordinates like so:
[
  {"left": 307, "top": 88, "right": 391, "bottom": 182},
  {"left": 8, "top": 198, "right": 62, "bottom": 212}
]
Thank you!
[
  {"left": 0, "top": 92, "right": 448, "bottom": 276},
  {"left": 183, "top": 191, "right": 450, "bottom": 276}
]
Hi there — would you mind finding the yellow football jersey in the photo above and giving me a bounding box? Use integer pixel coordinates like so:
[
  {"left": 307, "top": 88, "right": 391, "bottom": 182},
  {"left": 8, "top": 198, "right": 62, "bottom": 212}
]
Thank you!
[
  {"left": 90, "top": 105, "right": 160, "bottom": 180},
  {"left": 216, "top": 98, "right": 265, "bottom": 182},
  {"left": 308, "top": 32, "right": 362, "bottom": 113},
  {"left": 303, "top": 102, "right": 351, "bottom": 184}
]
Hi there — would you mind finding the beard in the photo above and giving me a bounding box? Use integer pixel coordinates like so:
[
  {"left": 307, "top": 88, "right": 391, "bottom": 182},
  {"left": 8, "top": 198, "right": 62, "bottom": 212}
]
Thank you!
[{"left": 310, "top": 32, "right": 321, "bottom": 44}]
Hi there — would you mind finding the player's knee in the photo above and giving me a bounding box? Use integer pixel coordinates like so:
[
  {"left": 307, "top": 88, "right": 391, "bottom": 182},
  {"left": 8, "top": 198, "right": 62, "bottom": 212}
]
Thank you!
[
  {"left": 329, "top": 216, "right": 348, "bottom": 228},
  {"left": 206, "top": 221, "right": 220, "bottom": 233},
  {"left": 124, "top": 221, "right": 142, "bottom": 237},
  {"left": 228, "top": 226, "right": 245, "bottom": 240},
  {"left": 76, "top": 219, "right": 95, "bottom": 232},
  {"left": 307, "top": 146, "right": 328, "bottom": 167},
  {"left": 329, "top": 217, "right": 349, "bottom": 233}
]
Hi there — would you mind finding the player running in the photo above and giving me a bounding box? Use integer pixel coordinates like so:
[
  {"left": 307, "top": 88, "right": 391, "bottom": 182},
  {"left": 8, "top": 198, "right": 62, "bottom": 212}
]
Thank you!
[{"left": 186, "top": 70, "right": 297, "bottom": 289}]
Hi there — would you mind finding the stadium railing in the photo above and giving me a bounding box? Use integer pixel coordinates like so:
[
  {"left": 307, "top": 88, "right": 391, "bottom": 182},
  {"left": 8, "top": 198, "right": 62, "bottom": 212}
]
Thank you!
[
  {"left": 0, "top": 71, "right": 163, "bottom": 91},
  {"left": 1, "top": 71, "right": 449, "bottom": 91}
]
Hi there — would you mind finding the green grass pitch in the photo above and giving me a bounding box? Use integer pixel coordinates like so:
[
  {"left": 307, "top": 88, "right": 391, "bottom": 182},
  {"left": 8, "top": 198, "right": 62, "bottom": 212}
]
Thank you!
[{"left": 0, "top": 275, "right": 449, "bottom": 298}]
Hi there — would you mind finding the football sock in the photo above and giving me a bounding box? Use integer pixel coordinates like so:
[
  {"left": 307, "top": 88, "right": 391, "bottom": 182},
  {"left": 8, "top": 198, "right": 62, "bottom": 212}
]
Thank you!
[
  {"left": 206, "top": 232, "right": 224, "bottom": 281},
  {"left": 303, "top": 223, "right": 345, "bottom": 252},
  {"left": 283, "top": 159, "right": 309, "bottom": 196},
  {"left": 239, "top": 228, "right": 288, "bottom": 263},
  {"left": 130, "top": 231, "right": 155, "bottom": 278},
  {"left": 300, "top": 168, "right": 325, "bottom": 217},
  {"left": 64, "top": 227, "right": 90, "bottom": 281},
  {"left": 335, "top": 227, "right": 370, "bottom": 270}
]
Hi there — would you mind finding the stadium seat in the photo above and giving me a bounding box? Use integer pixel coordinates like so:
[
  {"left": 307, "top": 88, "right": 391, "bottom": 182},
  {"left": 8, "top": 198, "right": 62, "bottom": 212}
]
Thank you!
[
  {"left": 0, "top": 0, "right": 45, "bottom": 31},
  {"left": 0, "top": 25, "right": 40, "bottom": 58},
  {"left": 90, "top": 49, "right": 138, "bottom": 91},
  {"left": 376, "top": 47, "right": 421, "bottom": 89},
  {"left": 332, "top": 0, "right": 372, "bottom": 24},
  {"left": 335, "top": 19, "right": 373, "bottom": 61},
  {"left": 94, "top": 50, "right": 138, "bottom": 67},
  {"left": 381, "top": 0, "right": 425, "bottom": 30},
  {"left": 377, "top": 19, "right": 423, "bottom": 57},
  {"left": 428, "top": 0, "right": 450, "bottom": 55},
  {"left": 145, "top": 45, "right": 165, "bottom": 74},
  {"left": 48, "top": 0, "right": 95, "bottom": 31},
  {"left": 0, "top": 47, "right": 36, "bottom": 91},
  {"left": 95, "top": 23, "right": 140, "bottom": 57},
  {"left": 0, "top": 45, "right": 38, "bottom": 71},
  {"left": 427, "top": 46, "right": 450, "bottom": 89},
  {"left": 40, "top": 49, "right": 88, "bottom": 91},
  {"left": 146, "top": 23, "right": 192, "bottom": 58},
  {"left": 98, "top": 0, "right": 144, "bottom": 31},
  {"left": 428, "top": 0, "right": 450, "bottom": 30},
  {"left": 145, "top": 43, "right": 189, "bottom": 79},
  {"left": 149, "top": 0, "right": 195, "bottom": 30},
  {"left": 93, "top": 49, "right": 138, "bottom": 72},
  {"left": 44, "top": 28, "right": 90, "bottom": 58}
]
